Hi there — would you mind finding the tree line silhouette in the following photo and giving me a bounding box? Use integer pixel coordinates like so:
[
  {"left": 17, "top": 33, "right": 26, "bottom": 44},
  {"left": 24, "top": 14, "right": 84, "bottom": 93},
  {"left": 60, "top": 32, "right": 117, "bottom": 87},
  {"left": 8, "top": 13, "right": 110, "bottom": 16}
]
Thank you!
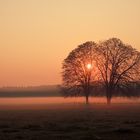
[{"left": 62, "top": 38, "right": 140, "bottom": 104}]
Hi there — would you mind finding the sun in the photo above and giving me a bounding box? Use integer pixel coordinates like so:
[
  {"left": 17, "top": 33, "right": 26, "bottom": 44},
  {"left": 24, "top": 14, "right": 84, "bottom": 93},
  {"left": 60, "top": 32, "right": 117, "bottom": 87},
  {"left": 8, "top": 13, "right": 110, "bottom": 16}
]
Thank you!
[{"left": 86, "top": 63, "right": 92, "bottom": 70}]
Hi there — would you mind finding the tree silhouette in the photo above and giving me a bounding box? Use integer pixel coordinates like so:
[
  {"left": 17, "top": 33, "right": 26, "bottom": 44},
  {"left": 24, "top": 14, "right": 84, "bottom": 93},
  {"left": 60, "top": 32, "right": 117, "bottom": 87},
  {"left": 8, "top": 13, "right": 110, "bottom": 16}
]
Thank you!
[
  {"left": 62, "top": 42, "right": 97, "bottom": 104},
  {"left": 62, "top": 38, "right": 140, "bottom": 105},
  {"left": 95, "top": 38, "right": 140, "bottom": 104}
]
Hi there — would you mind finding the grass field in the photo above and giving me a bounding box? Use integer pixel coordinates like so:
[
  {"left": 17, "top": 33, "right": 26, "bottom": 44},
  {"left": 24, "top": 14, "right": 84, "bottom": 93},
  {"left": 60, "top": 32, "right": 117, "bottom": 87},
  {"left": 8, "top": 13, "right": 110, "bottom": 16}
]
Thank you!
[{"left": 0, "top": 98, "right": 140, "bottom": 140}]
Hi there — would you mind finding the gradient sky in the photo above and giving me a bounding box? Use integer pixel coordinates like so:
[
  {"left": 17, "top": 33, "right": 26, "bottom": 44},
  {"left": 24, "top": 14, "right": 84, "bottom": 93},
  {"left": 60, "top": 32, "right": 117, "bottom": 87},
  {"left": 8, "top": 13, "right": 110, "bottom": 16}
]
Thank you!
[{"left": 0, "top": 0, "right": 140, "bottom": 86}]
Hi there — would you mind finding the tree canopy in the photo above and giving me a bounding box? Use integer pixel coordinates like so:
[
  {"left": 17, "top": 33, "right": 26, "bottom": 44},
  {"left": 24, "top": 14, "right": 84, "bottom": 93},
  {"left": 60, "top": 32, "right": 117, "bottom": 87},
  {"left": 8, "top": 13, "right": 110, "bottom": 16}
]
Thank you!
[
  {"left": 62, "top": 41, "right": 97, "bottom": 104},
  {"left": 95, "top": 38, "right": 140, "bottom": 104},
  {"left": 62, "top": 38, "right": 140, "bottom": 104}
]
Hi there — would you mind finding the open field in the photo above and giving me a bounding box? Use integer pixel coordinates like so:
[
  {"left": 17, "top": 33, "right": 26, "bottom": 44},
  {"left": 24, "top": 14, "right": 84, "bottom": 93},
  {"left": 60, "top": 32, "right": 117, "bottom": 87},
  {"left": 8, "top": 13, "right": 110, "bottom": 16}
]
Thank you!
[{"left": 0, "top": 98, "right": 140, "bottom": 140}]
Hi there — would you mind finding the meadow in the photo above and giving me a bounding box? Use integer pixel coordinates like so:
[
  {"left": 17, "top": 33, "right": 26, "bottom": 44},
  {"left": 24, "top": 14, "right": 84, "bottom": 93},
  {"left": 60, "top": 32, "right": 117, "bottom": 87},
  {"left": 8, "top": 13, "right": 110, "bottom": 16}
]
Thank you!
[{"left": 0, "top": 96, "right": 140, "bottom": 140}]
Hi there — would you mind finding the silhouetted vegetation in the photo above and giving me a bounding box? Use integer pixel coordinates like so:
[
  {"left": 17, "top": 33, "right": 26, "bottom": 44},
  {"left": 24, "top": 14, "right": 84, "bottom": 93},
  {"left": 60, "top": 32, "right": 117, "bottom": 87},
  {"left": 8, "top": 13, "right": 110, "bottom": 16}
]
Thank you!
[
  {"left": 62, "top": 42, "right": 97, "bottom": 104},
  {"left": 95, "top": 38, "right": 140, "bottom": 104},
  {"left": 62, "top": 38, "right": 140, "bottom": 104},
  {"left": 0, "top": 85, "right": 61, "bottom": 97}
]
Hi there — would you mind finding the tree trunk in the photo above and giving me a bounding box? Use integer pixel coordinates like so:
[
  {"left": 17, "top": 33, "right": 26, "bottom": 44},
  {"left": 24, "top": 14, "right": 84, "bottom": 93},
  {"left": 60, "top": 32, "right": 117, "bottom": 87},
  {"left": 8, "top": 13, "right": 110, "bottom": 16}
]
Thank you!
[
  {"left": 107, "top": 97, "right": 111, "bottom": 105},
  {"left": 84, "top": 86, "right": 90, "bottom": 105},
  {"left": 106, "top": 88, "right": 112, "bottom": 105},
  {"left": 86, "top": 95, "right": 89, "bottom": 105}
]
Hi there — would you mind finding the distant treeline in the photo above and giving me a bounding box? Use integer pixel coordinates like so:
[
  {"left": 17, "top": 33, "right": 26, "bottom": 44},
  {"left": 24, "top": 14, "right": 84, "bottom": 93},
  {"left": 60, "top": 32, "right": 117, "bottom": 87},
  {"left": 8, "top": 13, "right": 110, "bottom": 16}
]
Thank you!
[
  {"left": 61, "top": 82, "right": 140, "bottom": 98},
  {"left": 0, "top": 84, "right": 140, "bottom": 98},
  {"left": 90, "top": 82, "right": 140, "bottom": 98},
  {"left": 0, "top": 85, "right": 61, "bottom": 97}
]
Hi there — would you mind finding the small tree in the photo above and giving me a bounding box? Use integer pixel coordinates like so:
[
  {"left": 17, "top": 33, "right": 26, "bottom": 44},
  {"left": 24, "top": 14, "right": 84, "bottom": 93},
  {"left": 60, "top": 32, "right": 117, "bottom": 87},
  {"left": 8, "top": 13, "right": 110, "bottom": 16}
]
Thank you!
[
  {"left": 95, "top": 38, "right": 140, "bottom": 104},
  {"left": 62, "top": 42, "right": 97, "bottom": 104}
]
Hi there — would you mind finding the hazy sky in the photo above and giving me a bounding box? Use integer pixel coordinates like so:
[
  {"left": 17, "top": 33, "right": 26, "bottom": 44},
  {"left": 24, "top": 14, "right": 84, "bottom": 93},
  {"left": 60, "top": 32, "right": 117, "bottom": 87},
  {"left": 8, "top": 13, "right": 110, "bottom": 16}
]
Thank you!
[{"left": 0, "top": 0, "right": 140, "bottom": 86}]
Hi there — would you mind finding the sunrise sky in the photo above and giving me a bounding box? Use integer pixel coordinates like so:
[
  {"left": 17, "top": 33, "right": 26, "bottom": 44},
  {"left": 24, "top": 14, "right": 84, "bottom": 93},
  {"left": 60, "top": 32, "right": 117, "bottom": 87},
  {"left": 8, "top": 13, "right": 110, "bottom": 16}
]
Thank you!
[{"left": 0, "top": 0, "right": 140, "bottom": 86}]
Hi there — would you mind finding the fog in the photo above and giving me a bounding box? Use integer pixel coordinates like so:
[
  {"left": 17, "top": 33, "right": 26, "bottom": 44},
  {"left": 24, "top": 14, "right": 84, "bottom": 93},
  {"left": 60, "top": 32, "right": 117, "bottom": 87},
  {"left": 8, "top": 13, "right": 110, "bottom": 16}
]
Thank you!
[{"left": 0, "top": 97, "right": 139, "bottom": 106}]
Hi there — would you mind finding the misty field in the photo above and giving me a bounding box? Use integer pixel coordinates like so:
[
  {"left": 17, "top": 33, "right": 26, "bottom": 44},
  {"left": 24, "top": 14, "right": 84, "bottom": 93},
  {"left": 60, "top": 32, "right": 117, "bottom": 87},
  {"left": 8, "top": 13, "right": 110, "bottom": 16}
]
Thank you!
[{"left": 0, "top": 98, "right": 140, "bottom": 140}]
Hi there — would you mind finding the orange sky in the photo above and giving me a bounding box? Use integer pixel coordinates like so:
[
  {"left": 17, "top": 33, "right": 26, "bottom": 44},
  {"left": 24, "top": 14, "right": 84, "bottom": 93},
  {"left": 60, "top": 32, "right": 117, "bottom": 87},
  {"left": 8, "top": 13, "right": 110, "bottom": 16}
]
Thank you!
[{"left": 0, "top": 0, "right": 140, "bottom": 86}]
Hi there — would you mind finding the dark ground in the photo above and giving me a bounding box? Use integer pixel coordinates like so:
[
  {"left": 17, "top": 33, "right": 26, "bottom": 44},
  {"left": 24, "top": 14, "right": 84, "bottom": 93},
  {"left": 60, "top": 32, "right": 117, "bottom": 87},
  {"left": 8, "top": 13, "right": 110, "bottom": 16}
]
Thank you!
[{"left": 0, "top": 104, "right": 140, "bottom": 140}]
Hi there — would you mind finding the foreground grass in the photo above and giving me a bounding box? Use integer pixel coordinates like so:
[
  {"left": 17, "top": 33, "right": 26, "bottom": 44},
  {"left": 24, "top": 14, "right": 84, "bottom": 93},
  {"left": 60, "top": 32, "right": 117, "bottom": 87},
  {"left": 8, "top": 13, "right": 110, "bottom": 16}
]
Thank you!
[{"left": 0, "top": 104, "right": 140, "bottom": 140}]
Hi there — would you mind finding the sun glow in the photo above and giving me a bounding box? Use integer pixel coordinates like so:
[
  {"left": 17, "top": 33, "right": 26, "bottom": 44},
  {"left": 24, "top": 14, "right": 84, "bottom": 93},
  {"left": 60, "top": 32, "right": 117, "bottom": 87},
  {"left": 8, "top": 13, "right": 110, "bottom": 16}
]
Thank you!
[{"left": 86, "top": 64, "right": 92, "bottom": 70}]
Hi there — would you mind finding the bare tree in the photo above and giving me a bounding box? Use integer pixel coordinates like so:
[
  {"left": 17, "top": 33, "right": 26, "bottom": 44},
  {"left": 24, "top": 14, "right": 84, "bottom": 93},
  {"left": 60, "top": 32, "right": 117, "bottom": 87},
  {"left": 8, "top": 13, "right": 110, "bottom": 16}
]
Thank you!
[
  {"left": 95, "top": 38, "right": 140, "bottom": 104},
  {"left": 62, "top": 42, "right": 97, "bottom": 104}
]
